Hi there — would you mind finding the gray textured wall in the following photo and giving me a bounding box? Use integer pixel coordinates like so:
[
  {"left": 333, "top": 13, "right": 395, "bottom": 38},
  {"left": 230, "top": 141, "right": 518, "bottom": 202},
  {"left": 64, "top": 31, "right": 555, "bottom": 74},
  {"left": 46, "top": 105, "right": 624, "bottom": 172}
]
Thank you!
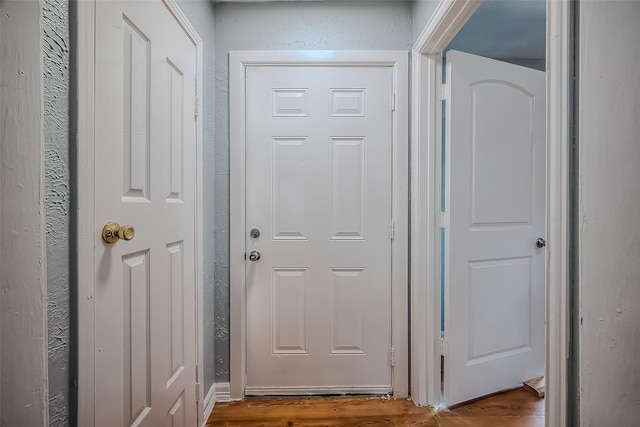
[
  {"left": 43, "top": 0, "right": 72, "bottom": 425},
  {"left": 578, "top": 1, "right": 640, "bottom": 424},
  {"left": 2, "top": 1, "right": 49, "bottom": 424},
  {"left": 174, "top": 0, "right": 217, "bottom": 395},
  {"left": 213, "top": 0, "right": 413, "bottom": 383},
  {"left": 411, "top": 0, "right": 439, "bottom": 43}
]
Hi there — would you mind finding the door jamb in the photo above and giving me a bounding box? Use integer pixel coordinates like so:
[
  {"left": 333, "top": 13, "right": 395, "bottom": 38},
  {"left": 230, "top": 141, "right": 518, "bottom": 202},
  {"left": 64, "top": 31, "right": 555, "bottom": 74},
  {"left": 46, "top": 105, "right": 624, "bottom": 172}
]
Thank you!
[
  {"left": 409, "top": 1, "right": 572, "bottom": 425},
  {"left": 76, "top": 1, "right": 205, "bottom": 424},
  {"left": 229, "top": 50, "right": 409, "bottom": 400}
]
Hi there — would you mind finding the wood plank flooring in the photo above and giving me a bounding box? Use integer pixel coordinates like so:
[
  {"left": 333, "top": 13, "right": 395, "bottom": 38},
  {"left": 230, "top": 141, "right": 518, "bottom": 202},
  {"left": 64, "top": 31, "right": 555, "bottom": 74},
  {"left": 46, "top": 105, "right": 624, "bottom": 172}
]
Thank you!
[
  {"left": 207, "top": 387, "right": 544, "bottom": 426},
  {"left": 436, "top": 388, "right": 544, "bottom": 427}
]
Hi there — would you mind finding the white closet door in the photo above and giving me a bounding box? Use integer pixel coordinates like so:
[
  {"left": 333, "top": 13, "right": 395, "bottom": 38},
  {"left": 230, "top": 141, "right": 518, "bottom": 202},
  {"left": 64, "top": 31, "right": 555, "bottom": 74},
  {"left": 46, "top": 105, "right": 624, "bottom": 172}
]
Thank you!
[{"left": 445, "top": 50, "right": 546, "bottom": 405}]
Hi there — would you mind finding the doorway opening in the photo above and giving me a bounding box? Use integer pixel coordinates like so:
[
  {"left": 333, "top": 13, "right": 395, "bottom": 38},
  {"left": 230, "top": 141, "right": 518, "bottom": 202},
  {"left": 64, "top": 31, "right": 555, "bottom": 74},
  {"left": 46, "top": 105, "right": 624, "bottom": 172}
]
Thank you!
[
  {"left": 409, "top": 0, "right": 571, "bottom": 422},
  {"left": 438, "top": 0, "right": 547, "bottom": 409}
]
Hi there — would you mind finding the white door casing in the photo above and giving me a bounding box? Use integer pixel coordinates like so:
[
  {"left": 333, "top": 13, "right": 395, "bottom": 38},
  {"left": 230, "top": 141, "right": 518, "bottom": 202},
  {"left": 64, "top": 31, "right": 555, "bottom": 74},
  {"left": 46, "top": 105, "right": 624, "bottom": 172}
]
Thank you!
[
  {"left": 245, "top": 65, "right": 393, "bottom": 394},
  {"left": 81, "top": 1, "right": 202, "bottom": 425},
  {"left": 230, "top": 51, "right": 409, "bottom": 399},
  {"left": 411, "top": 0, "right": 573, "bottom": 421},
  {"left": 444, "top": 50, "right": 546, "bottom": 405}
]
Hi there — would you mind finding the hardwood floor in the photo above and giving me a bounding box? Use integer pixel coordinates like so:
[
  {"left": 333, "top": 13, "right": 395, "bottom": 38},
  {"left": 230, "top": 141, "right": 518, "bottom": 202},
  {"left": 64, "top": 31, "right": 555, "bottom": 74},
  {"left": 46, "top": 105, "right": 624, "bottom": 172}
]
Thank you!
[
  {"left": 436, "top": 388, "right": 544, "bottom": 427},
  {"left": 206, "top": 388, "right": 544, "bottom": 426}
]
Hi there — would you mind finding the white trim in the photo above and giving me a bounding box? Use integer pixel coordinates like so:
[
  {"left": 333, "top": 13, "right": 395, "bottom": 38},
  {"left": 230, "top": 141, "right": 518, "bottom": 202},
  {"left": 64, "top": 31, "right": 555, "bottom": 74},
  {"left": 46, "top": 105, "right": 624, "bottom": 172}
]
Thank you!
[
  {"left": 0, "top": 1, "right": 48, "bottom": 424},
  {"left": 229, "top": 50, "right": 409, "bottom": 400},
  {"left": 246, "top": 386, "right": 392, "bottom": 396},
  {"left": 228, "top": 49, "right": 246, "bottom": 401},
  {"left": 414, "top": 0, "right": 482, "bottom": 55},
  {"left": 76, "top": 1, "right": 204, "bottom": 424},
  {"left": 161, "top": 1, "right": 206, "bottom": 424},
  {"left": 545, "top": 0, "right": 572, "bottom": 425},
  {"left": 202, "top": 384, "right": 216, "bottom": 426},
  {"left": 410, "top": 0, "right": 572, "bottom": 423},
  {"left": 409, "top": 52, "right": 441, "bottom": 407},
  {"left": 391, "top": 51, "right": 410, "bottom": 398},
  {"left": 214, "top": 382, "right": 231, "bottom": 403},
  {"left": 76, "top": 0, "right": 96, "bottom": 424},
  {"left": 202, "top": 382, "right": 231, "bottom": 426}
]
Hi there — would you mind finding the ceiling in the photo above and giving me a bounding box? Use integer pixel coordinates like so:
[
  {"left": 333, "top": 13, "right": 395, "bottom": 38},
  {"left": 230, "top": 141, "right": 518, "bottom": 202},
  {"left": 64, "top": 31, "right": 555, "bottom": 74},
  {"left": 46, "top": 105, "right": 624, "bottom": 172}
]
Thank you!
[{"left": 447, "top": 0, "right": 546, "bottom": 59}]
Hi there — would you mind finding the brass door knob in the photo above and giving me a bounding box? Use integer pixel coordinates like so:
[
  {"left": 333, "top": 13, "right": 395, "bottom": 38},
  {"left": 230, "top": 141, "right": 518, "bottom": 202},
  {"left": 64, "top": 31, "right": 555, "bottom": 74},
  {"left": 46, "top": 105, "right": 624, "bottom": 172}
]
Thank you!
[{"left": 102, "top": 221, "right": 135, "bottom": 244}]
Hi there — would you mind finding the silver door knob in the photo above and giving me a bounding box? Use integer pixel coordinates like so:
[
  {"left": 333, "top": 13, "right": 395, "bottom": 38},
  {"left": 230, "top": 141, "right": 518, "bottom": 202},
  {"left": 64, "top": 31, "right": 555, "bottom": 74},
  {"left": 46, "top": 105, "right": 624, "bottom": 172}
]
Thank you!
[
  {"left": 536, "top": 238, "right": 546, "bottom": 248},
  {"left": 249, "top": 251, "right": 261, "bottom": 262}
]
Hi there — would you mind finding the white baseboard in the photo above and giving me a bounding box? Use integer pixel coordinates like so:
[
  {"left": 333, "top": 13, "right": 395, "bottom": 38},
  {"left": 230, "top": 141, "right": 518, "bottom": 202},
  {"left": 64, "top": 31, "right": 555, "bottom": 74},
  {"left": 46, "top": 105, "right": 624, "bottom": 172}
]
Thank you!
[
  {"left": 245, "top": 385, "right": 392, "bottom": 396},
  {"left": 214, "top": 382, "right": 231, "bottom": 402},
  {"left": 202, "top": 384, "right": 216, "bottom": 426},
  {"left": 202, "top": 382, "right": 231, "bottom": 426}
]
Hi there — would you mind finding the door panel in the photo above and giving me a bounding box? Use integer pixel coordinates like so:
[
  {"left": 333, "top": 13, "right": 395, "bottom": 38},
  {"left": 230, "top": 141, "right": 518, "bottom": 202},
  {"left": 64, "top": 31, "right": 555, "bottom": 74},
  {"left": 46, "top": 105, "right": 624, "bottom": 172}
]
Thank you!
[
  {"left": 245, "top": 66, "right": 394, "bottom": 394},
  {"left": 330, "top": 138, "right": 366, "bottom": 239},
  {"left": 94, "top": 2, "right": 198, "bottom": 425},
  {"left": 445, "top": 50, "right": 546, "bottom": 405},
  {"left": 272, "top": 138, "right": 308, "bottom": 240},
  {"left": 470, "top": 82, "right": 535, "bottom": 226},
  {"left": 272, "top": 268, "right": 308, "bottom": 354},
  {"left": 330, "top": 268, "right": 366, "bottom": 354}
]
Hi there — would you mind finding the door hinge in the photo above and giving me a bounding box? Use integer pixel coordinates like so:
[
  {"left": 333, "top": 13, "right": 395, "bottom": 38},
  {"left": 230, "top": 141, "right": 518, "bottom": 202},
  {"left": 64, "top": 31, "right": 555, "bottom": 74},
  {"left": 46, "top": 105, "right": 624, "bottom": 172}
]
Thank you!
[
  {"left": 391, "top": 93, "right": 396, "bottom": 112},
  {"left": 195, "top": 358, "right": 200, "bottom": 402},
  {"left": 194, "top": 96, "right": 200, "bottom": 118},
  {"left": 390, "top": 221, "right": 396, "bottom": 239},
  {"left": 437, "top": 212, "right": 450, "bottom": 229},
  {"left": 439, "top": 338, "right": 449, "bottom": 357},
  {"left": 390, "top": 347, "right": 395, "bottom": 367},
  {"left": 440, "top": 83, "right": 450, "bottom": 101}
]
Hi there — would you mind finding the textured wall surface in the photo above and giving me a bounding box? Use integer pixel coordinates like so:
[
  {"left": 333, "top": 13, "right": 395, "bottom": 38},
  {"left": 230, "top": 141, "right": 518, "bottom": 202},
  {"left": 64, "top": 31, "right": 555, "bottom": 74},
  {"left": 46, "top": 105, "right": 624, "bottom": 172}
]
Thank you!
[
  {"left": 578, "top": 1, "right": 640, "bottom": 424},
  {"left": 213, "top": 0, "right": 413, "bottom": 382},
  {"left": 411, "top": 0, "right": 439, "bottom": 43},
  {"left": 43, "top": 0, "right": 72, "bottom": 425},
  {"left": 1, "top": 1, "right": 49, "bottom": 424},
  {"left": 174, "top": 0, "right": 217, "bottom": 394}
]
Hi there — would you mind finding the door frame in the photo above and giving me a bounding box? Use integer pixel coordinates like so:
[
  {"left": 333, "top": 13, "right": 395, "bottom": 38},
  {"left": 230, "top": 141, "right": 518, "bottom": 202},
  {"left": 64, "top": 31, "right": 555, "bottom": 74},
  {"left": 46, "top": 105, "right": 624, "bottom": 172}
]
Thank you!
[
  {"left": 409, "top": 0, "right": 572, "bottom": 425},
  {"left": 76, "top": 0, "right": 205, "bottom": 424},
  {"left": 229, "top": 50, "right": 409, "bottom": 400}
]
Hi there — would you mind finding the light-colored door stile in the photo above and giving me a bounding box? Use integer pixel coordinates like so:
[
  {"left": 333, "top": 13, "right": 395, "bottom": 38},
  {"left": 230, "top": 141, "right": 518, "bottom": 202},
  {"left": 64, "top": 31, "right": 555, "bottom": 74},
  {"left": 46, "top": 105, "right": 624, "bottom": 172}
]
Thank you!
[
  {"left": 93, "top": 1, "right": 198, "bottom": 425},
  {"left": 245, "top": 65, "right": 394, "bottom": 394},
  {"left": 444, "top": 51, "right": 546, "bottom": 405}
]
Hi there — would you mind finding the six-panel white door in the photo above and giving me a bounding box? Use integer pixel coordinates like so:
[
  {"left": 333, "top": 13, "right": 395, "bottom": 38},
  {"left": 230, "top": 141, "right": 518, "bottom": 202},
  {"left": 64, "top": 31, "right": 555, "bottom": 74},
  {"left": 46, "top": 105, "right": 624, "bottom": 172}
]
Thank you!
[
  {"left": 245, "top": 65, "right": 394, "bottom": 394},
  {"left": 445, "top": 50, "right": 546, "bottom": 405},
  {"left": 94, "top": 1, "right": 198, "bottom": 425}
]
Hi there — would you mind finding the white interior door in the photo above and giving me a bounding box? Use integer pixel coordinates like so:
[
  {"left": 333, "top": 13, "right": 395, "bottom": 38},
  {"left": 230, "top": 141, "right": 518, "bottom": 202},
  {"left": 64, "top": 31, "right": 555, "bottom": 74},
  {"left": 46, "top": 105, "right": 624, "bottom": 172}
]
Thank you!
[
  {"left": 94, "top": 2, "right": 198, "bottom": 425},
  {"left": 245, "top": 65, "right": 394, "bottom": 394},
  {"left": 444, "top": 50, "right": 546, "bottom": 405}
]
